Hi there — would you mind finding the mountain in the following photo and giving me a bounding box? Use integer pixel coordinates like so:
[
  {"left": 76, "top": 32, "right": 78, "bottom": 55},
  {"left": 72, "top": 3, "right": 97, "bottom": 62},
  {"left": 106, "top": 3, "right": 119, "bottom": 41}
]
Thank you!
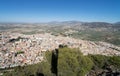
[{"left": 114, "top": 22, "right": 120, "bottom": 24}]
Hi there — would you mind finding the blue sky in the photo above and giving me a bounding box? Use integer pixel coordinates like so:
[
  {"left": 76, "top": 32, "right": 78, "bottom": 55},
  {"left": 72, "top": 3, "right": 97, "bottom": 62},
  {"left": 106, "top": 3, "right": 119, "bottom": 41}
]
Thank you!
[{"left": 0, "top": 0, "right": 120, "bottom": 23}]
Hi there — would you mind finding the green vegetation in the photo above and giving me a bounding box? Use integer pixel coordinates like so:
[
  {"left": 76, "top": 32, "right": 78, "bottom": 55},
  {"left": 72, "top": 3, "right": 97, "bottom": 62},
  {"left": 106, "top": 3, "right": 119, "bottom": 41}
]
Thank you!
[
  {"left": 70, "top": 30, "right": 120, "bottom": 46},
  {"left": 57, "top": 47, "right": 93, "bottom": 76},
  {"left": 88, "top": 55, "right": 120, "bottom": 74},
  {"left": 3, "top": 47, "right": 120, "bottom": 76},
  {"left": 48, "top": 28, "right": 120, "bottom": 46},
  {"left": 16, "top": 50, "right": 24, "bottom": 55}
]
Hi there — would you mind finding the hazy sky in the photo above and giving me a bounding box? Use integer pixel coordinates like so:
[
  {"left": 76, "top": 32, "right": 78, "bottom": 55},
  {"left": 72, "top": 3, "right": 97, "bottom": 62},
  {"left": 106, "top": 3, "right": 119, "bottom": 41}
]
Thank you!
[{"left": 0, "top": 0, "right": 120, "bottom": 23}]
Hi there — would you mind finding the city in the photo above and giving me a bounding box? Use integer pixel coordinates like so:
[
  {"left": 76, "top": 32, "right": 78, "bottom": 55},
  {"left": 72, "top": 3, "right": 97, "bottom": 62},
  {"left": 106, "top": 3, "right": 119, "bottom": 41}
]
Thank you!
[{"left": 0, "top": 32, "right": 120, "bottom": 69}]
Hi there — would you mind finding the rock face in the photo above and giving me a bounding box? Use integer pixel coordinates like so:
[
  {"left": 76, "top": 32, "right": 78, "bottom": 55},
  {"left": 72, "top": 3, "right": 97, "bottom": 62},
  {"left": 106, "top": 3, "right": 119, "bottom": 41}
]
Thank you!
[{"left": 0, "top": 33, "right": 120, "bottom": 68}]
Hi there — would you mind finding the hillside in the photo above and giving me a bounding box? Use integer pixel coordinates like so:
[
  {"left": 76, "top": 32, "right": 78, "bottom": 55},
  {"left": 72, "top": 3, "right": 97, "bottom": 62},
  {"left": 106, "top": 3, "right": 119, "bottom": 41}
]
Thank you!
[
  {"left": 0, "top": 21, "right": 120, "bottom": 76},
  {"left": 0, "top": 21, "right": 120, "bottom": 46},
  {"left": 3, "top": 47, "right": 120, "bottom": 76}
]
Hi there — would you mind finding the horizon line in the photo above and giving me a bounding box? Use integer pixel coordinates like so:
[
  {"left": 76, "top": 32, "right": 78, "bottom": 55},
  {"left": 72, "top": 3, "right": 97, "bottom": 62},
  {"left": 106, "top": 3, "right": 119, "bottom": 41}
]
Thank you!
[{"left": 0, "top": 20, "right": 119, "bottom": 24}]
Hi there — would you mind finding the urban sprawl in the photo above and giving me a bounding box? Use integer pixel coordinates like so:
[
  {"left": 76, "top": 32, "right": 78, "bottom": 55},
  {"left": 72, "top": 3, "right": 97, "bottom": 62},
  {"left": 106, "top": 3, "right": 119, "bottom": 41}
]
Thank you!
[{"left": 0, "top": 32, "right": 120, "bottom": 69}]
